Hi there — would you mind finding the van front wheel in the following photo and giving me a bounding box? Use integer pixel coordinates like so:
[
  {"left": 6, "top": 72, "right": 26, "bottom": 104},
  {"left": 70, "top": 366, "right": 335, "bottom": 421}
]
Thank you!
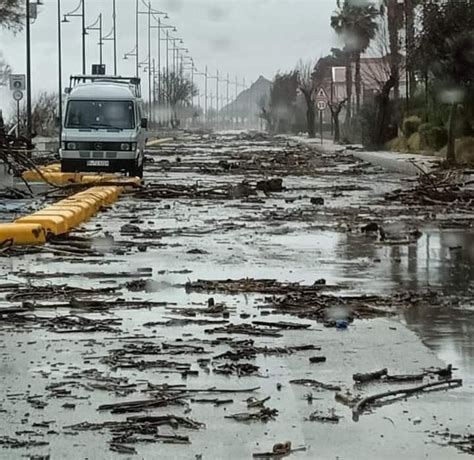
[{"left": 129, "top": 161, "right": 143, "bottom": 179}]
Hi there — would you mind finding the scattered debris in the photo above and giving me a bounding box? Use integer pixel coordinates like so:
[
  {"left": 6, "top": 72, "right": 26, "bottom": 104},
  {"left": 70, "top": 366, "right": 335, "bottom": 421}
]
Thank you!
[
  {"left": 352, "top": 379, "right": 463, "bottom": 421},
  {"left": 225, "top": 407, "right": 278, "bottom": 423}
]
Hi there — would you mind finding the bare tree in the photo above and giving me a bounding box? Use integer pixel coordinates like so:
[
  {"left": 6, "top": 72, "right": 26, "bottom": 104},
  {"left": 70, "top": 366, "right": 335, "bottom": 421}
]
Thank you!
[
  {"left": 157, "top": 71, "right": 198, "bottom": 127},
  {"left": 0, "top": 53, "right": 11, "bottom": 87},
  {"left": 13, "top": 92, "right": 59, "bottom": 137},
  {"left": 0, "top": 0, "right": 24, "bottom": 31},
  {"left": 360, "top": 16, "right": 405, "bottom": 146},
  {"left": 329, "top": 98, "right": 348, "bottom": 143},
  {"left": 296, "top": 60, "right": 316, "bottom": 138}
]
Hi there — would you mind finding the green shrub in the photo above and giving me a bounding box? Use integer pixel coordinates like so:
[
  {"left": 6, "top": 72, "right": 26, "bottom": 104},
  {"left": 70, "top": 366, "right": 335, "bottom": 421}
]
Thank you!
[
  {"left": 439, "top": 137, "right": 474, "bottom": 163},
  {"left": 386, "top": 136, "right": 408, "bottom": 152},
  {"left": 418, "top": 123, "right": 433, "bottom": 150},
  {"left": 407, "top": 132, "right": 421, "bottom": 152},
  {"left": 428, "top": 126, "right": 448, "bottom": 150},
  {"left": 403, "top": 116, "right": 422, "bottom": 137}
]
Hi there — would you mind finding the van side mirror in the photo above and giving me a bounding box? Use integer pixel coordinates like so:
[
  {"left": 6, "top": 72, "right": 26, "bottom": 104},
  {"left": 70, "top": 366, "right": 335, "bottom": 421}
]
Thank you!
[
  {"left": 140, "top": 118, "right": 148, "bottom": 129},
  {"left": 55, "top": 116, "right": 61, "bottom": 127}
]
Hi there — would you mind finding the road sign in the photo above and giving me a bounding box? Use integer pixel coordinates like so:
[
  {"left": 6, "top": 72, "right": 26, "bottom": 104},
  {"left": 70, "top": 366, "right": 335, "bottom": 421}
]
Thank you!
[
  {"left": 92, "top": 64, "right": 106, "bottom": 75},
  {"left": 10, "top": 74, "right": 26, "bottom": 91},
  {"left": 315, "top": 87, "right": 329, "bottom": 102},
  {"left": 12, "top": 90, "right": 24, "bottom": 102},
  {"left": 317, "top": 100, "right": 327, "bottom": 111}
]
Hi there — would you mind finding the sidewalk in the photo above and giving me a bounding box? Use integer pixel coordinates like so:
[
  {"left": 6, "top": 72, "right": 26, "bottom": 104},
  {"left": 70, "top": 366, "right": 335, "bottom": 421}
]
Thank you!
[{"left": 288, "top": 135, "right": 440, "bottom": 175}]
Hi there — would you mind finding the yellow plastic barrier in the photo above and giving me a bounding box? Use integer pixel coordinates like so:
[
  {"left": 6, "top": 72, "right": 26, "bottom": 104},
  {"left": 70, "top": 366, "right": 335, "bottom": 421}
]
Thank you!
[
  {"left": 8, "top": 185, "right": 123, "bottom": 244},
  {"left": 16, "top": 215, "right": 70, "bottom": 236},
  {"left": 146, "top": 137, "right": 173, "bottom": 147},
  {"left": 78, "top": 188, "right": 115, "bottom": 205},
  {"left": 0, "top": 223, "right": 46, "bottom": 246},
  {"left": 33, "top": 208, "right": 82, "bottom": 228},
  {"left": 55, "top": 201, "right": 96, "bottom": 220},
  {"left": 60, "top": 197, "right": 102, "bottom": 215}
]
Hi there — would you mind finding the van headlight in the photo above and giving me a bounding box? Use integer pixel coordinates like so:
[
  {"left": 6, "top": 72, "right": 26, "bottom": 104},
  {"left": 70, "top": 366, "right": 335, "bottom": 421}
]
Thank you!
[
  {"left": 120, "top": 143, "right": 131, "bottom": 151},
  {"left": 67, "top": 142, "right": 76, "bottom": 150}
]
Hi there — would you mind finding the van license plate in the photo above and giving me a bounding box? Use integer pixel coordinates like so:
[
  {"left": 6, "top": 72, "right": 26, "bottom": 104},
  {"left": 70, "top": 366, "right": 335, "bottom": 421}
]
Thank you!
[{"left": 87, "top": 160, "right": 109, "bottom": 167}]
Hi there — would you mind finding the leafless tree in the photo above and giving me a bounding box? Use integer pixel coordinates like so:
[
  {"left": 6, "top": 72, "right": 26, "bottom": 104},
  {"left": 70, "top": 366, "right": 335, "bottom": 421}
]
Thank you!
[
  {"left": 13, "top": 92, "right": 59, "bottom": 137},
  {"left": 329, "top": 98, "right": 348, "bottom": 142},
  {"left": 361, "top": 16, "right": 405, "bottom": 145},
  {"left": 296, "top": 60, "right": 316, "bottom": 138},
  {"left": 157, "top": 71, "right": 198, "bottom": 127},
  {"left": 0, "top": 0, "right": 24, "bottom": 31}
]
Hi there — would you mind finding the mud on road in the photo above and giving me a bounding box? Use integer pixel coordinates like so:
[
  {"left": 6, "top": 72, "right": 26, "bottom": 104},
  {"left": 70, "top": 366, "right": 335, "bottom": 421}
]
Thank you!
[{"left": 0, "top": 132, "right": 473, "bottom": 459}]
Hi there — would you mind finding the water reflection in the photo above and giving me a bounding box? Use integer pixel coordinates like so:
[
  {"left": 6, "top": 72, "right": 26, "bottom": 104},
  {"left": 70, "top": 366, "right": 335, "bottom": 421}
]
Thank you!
[{"left": 337, "top": 228, "right": 474, "bottom": 384}]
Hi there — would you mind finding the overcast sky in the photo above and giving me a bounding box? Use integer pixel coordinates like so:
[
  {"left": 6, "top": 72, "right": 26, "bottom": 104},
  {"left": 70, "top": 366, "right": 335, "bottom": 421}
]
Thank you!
[{"left": 0, "top": 0, "right": 341, "bottom": 114}]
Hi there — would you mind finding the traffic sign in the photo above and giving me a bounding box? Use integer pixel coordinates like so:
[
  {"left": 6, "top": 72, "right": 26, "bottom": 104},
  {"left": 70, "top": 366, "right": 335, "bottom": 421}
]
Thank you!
[
  {"left": 10, "top": 74, "right": 26, "bottom": 91},
  {"left": 12, "top": 90, "right": 24, "bottom": 102},
  {"left": 315, "top": 87, "right": 329, "bottom": 102},
  {"left": 317, "top": 100, "right": 327, "bottom": 111}
]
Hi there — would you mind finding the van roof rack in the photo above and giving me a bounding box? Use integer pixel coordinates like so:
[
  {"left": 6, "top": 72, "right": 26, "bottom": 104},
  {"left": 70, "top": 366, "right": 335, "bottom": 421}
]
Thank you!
[{"left": 69, "top": 75, "right": 141, "bottom": 97}]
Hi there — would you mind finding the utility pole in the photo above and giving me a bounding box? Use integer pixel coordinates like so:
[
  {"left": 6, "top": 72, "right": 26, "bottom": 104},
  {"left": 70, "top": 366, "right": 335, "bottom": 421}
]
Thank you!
[
  {"left": 99, "top": 14, "right": 103, "bottom": 65},
  {"left": 147, "top": 0, "right": 152, "bottom": 122},
  {"left": 135, "top": 0, "right": 139, "bottom": 77},
  {"left": 226, "top": 73, "right": 230, "bottom": 128},
  {"left": 112, "top": 0, "right": 117, "bottom": 75},
  {"left": 205, "top": 66, "right": 208, "bottom": 124},
  {"left": 57, "top": 0, "right": 63, "bottom": 145},
  {"left": 157, "top": 18, "right": 161, "bottom": 108},
  {"left": 82, "top": 0, "right": 86, "bottom": 74},
  {"left": 26, "top": 0, "right": 32, "bottom": 141},
  {"left": 235, "top": 76, "right": 238, "bottom": 127},
  {"left": 217, "top": 70, "right": 220, "bottom": 127}
]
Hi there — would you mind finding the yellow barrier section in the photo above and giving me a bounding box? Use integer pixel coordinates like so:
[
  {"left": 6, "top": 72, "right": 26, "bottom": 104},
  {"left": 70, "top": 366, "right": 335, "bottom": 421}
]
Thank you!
[
  {"left": 2, "top": 185, "right": 123, "bottom": 244},
  {"left": 16, "top": 215, "right": 70, "bottom": 236},
  {"left": 0, "top": 223, "right": 46, "bottom": 246},
  {"left": 33, "top": 208, "right": 82, "bottom": 227},
  {"left": 21, "top": 166, "right": 141, "bottom": 186},
  {"left": 146, "top": 137, "right": 174, "bottom": 147}
]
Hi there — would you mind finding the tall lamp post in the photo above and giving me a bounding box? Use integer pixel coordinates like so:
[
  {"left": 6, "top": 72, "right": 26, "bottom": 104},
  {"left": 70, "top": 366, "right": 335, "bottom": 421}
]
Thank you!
[
  {"left": 57, "top": 0, "right": 62, "bottom": 146},
  {"left": 62, "top": 0, "right": 86, "bottom": 74},
  {"left": 150, "top": 17, "right": 175, "bottom": 112},
  {"left": 195, "top": 66, "right": 208, "bottom": 124},
  {"left": 209, "top": 70, "right": 220, "bottom": 128},
  {"left": 102, "top": 0, "right": 118, "bottom": 75},
  {"left": 137, "top": 0, "right": 168, "bottom": 121},
  {"left": 25, "top": 0, "right": 43, "bottom": 142},
  {"left": 85, "top": 14, "right": 103, "bottom": 66}
]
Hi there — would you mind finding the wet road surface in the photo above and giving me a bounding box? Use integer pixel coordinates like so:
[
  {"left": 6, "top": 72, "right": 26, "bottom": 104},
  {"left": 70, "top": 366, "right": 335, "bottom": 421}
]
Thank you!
[{"left": 0, "top": 132, "right": 473, "bottom": 459}]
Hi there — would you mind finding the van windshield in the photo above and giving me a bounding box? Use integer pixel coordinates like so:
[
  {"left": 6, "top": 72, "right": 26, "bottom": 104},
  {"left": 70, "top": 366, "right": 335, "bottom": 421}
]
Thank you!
[{"left": 65, "top": 100, "right": 135, "bottom": 129}]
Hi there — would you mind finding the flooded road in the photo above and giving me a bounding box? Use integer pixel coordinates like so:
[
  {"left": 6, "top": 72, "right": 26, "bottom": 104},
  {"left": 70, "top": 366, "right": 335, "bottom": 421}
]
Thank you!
[{"left": 0, "top": 132, "right": 473, "bottom": 459}]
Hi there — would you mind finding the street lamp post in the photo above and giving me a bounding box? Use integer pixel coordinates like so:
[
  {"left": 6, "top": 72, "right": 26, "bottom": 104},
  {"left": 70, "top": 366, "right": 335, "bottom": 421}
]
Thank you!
[
  {"left": 225, "top": 73, "right": 230, "bottom": 127},
  {"left": 209, "top": 70, "right": 220, "bottom": 128},
  {"left": 62, "top": 0, "right": 87, "bottom": 74},
  {"left": 26, "top": 0, "right": 31, "bottom": 141},
  {"left": 195, "top": 66, "right": 208, "bottom": 124},
  {"left": 137, "top": 1, "right": 168, "bottom": 123},
  {"left": 24, "top": 0, "right": 43, "bottom": 143},
  {"left": 150, "top": 18, "right": 175, "bottom": 112},
  {"left": 57, "top": 0, "right": 62, "bottom": 146},
  {"left": 102, "top": 0, "right": 117, "bottom": 75},
  {"left": 85, "top": 14, "right": 103, "bottom": 66}
]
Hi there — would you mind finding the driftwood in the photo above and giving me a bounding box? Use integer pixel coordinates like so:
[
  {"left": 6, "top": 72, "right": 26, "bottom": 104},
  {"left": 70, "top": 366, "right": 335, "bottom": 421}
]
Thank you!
[
  {"left": 225, "top": 407, "right": 278, "bottom": 423},
  {"left": 290, "top": 379, "right": 341, "bottom": 391},
  {"left": 353, "top": 368, "right": 388, "bottom": 383},
  {"left": 307, "top": 410, "right": 342, "bottom": 424},
  {"left": 253, "top": 441, "right": 307, "bottom": 458},
  {"left": 352, "top": 378, "right": 462, "bottom": 421}
]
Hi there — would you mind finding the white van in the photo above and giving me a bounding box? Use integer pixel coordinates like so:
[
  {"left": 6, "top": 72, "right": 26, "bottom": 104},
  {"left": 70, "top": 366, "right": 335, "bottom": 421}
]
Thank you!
[{"left": 60, "top": 76, "right": 148, "bottom": 178}]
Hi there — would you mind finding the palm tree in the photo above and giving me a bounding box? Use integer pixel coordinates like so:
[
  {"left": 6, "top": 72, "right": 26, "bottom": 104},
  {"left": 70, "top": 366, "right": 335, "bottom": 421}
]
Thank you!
[{"left": 331, "top": 0, "right": 379, "bottom": 117}]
